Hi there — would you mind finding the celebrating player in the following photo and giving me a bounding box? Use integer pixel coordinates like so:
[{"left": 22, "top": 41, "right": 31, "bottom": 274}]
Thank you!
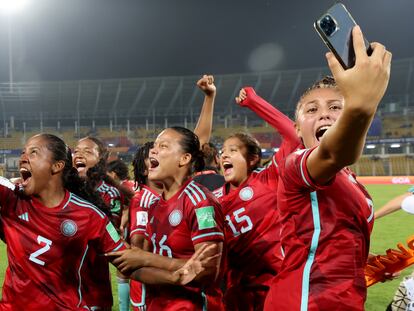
[
  {"left": 73, "top": 136, "right": 133, "bottom": 310},
  {"left": 0, "top": 133, "right": 126, "bottom": 309},
  {"left": 210, "top": 87, "right": 300, "bottom": 310},
  {"left": 128, "top": 141, "right": 162, "bottom": 311},
  {"left": 108, "top": 126, "right": 225, "bottom": 310},
  {"left": 264, "top": 26, "right": 392, "bottom": 310}
]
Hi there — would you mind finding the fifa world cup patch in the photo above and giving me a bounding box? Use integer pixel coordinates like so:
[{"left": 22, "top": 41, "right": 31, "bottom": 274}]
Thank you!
[
  {"left": 106, "top": 222, "right": 121, "bottom": 243},
  {"left": 136, "top": 211, "right": 148, "bottom": 226},
  {"left": 195, "top": 206, "right": 216, "bottom": 230}
]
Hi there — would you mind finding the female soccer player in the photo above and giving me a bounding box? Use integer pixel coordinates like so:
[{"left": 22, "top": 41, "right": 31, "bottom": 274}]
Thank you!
[
  {"left": 210, "top": 87, "right": 300, "bottom": 311},
  {"left": 128, "top": 141, "right": 162, "bottom": 311},
  {"left": 264, "top": 26, "right": 392, "bottom": 310},
  {"left": 121, "top": 74, "right": 218, "bottom": 310},
  {"left": 109, "top": 126, "right": 225, "bottom": 311},
  {"left": 0, "top": 133, "right": 126, "bottom": 310},
  {"left": 73, "top": 136, "right": 133, "bottom": 311}
]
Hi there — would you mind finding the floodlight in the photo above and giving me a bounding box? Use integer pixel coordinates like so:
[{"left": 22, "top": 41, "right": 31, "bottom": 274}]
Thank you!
[
  {"left": 390, "top": 144, "right": 401, "bottom": 148},
  {"left": 366, "top": 144, "right": 376, "bottom": 149},
  {"left": 0, "top": 0, "right": 28, "bottom": 14}
]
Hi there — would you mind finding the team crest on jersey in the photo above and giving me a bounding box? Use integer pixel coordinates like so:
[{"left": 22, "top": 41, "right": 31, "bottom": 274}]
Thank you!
[
  {"left": 60, "top": 219, "right": 78, "bottom": 237},
  {"left": 239, "top": 187, "right": 254, "bottom": 201},
  {"left": 169, "top": 210, "right": 183, "bottom": 226}
]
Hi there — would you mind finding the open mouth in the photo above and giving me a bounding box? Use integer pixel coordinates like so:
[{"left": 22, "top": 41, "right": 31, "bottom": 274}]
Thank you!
[
  {"left": 315, "top": 125, "right": 331, "bottom": 141},
  {"left": 74, "top": 161, "right": 86, "bottom": 170},
  {"left": 19, "top": 168, "right": 32, "bottom": 186},
  {"left": 149, "top": 158, "right": 159, "bottom": 169},
  {"left": 222, "top": 162, "right": 233, "bottom": 175}
]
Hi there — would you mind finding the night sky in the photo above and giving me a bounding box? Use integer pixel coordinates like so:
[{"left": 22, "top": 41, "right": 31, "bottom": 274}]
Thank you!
[{"left": 0, "top": 0, "right": 412, "bottom": 82}]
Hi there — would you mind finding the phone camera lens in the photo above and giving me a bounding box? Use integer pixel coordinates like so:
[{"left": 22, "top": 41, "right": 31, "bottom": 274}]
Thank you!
[{"left": 319, "top": 15, "right": 337, "bottom": 36}]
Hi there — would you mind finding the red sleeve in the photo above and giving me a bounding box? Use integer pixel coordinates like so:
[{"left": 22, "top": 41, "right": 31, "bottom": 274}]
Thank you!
[
  {"left": 91, "top": 215, "right": 126, "bottom": 254},
  {"left": 129, "top": 195, "right": 148, "bottom": 238},
  {"left": 0, "top": 177, "right": 19, "bottom": 216},
  {"left": 282, "top": 147, "right": 335, "bottom": 192},
  {"left": 184, "top": 187, "right": 224, "bottom": 245},
  {"left": 240, "top": 87, "right": 300, "bottom": 146},
  {"left": 253, "top": 153, "right": 279, "bottom": 188}
]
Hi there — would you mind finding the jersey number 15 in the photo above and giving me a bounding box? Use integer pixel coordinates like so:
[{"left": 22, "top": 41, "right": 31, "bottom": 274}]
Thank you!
[{"left": 225, "top": 208, "right": 253, "bottom": 237}]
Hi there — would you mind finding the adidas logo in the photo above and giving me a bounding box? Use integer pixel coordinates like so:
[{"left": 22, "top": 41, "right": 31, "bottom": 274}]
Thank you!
[{"left": 18, "top": 212, "right": 29, "bottom": 222}]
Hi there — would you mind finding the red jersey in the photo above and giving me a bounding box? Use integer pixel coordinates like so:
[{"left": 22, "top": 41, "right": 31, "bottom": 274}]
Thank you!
[
  {"left": 81, "top": 180, "right": 124, "bottom": 309},
  {"left": 96, "top": 180, "right": 122, "bottom": 216},
  {"left": 145, "top": 179, "right": 225, "bottom": 311},
  {"left": 0, "top": 177, "right": 125, "bottom": 310},
  {"left": 129, "top": 185, "right": 160, "bottom": 311},
  {"left": 121, "top": 179, "right": 136, "bottom": 192},
  {"left": 265, "top": 148, "right": 374, "bottom": 311},
  {"left": 213, "top": 153, "right": 282, "bottom": 311}
]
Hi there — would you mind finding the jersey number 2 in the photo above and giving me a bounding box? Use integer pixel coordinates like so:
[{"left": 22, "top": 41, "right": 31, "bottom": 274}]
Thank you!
[
  {"left": 225, "top": 207, "right": 253, "bottom": 237},
  {"left": 29, "top": 235, "right": 52, "bottom": 266}
]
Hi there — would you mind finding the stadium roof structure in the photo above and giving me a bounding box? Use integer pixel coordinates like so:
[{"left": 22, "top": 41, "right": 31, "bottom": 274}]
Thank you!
[{"left": 0, "top": 57, "right": 413, "bottom": 129}]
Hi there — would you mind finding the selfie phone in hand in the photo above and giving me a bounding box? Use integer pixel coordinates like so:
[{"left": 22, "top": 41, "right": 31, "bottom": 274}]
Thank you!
[{"left": 314, "top": 2, "right": 373, "bottom": 69}]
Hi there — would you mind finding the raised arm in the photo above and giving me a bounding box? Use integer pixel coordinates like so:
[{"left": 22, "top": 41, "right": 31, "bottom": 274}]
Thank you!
[
  {"left": 236, "top": 87, "right": 298, "bottom": 144},
  {"left": 193, "top": 75, "right": 216, "bottom": 147},
  {"left": 307, "top": 26, "right": 392, "bottom": 184}
]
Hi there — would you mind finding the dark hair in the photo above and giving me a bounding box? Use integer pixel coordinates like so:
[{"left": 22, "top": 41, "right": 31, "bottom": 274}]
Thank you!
[
  {"left": 295, "top": 75, "right": 338, "bottom": 120},
  {"left": 226, "top": 132, "right": 262, "bottom": 171},
  {"left": 36, "top": 133, "right": 111, "bottom": 217},
  {"left": 107, "top": 159, "right": 130, "bottom": 181},
  {"left": 169, "top": 126, "right": 205, "bottom": 174},
  {"left": 201, "top": 142, "right": 219, "bottom": 169},
  {"left": 80, "top": 136, "right": 109, "bottom": 162},
  {"left": 132, "top": 141, "right": 154, "bottom": 186},
  {"left": 79, "top": 136, "right": 134, "bottom": 206}
]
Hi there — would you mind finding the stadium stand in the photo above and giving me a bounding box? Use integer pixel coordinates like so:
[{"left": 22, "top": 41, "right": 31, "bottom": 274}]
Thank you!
[{"left": 0, "top": 58, "right": 413, "bottom": 176}]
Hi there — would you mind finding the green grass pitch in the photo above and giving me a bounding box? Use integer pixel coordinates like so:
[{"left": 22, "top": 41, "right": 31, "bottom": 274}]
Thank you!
[{"left": 0, "top": 184, "right": 412, "bottom": 310}]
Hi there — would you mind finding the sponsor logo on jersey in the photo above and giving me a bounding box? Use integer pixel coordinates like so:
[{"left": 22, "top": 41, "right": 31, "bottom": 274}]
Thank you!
[
  {"left": 18, "top": 212, "right": 29, "bottom": 222},
  {"left": 60, "top": 219, "right": 78, "bottom": 237},
  {"left": 106, "top": 222, "right": 121, "bottom": 243},
  {"left": 239, "top": 187, "right": 254, "bottom": 201},
  {"left": 195, "top": 206, "right": 216, "bottom": 230},
  {"left": 168, "top": 210, "right": 183, "bottom": 227}
]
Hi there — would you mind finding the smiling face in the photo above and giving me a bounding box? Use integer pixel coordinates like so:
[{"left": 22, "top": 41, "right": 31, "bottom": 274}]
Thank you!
[
  {"left": 72, "top": 138, "right": 101, "bottom": 177},
  {"left": 148, "top": 128, "right": 190, "bottom": 183},
  {"left": 220, "top": 136, "right": 259, "bottom": 187},
  {"left": 19, "top": 135, "right": 56, "bottom": 196},
  {"left": 295, "top": 88, "right": 344, "bottom": 149}
]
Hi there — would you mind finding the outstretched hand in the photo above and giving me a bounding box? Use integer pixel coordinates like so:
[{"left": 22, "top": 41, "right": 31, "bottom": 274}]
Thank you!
[
  {"left": 173, "top": 243, "right": 219, "bottom": 285},
  {"left": 197, "top": 75, "right": 216, "bottom": 97},
  {"left": 326, "top": 25, "right": 392, "bottom": 114}
]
